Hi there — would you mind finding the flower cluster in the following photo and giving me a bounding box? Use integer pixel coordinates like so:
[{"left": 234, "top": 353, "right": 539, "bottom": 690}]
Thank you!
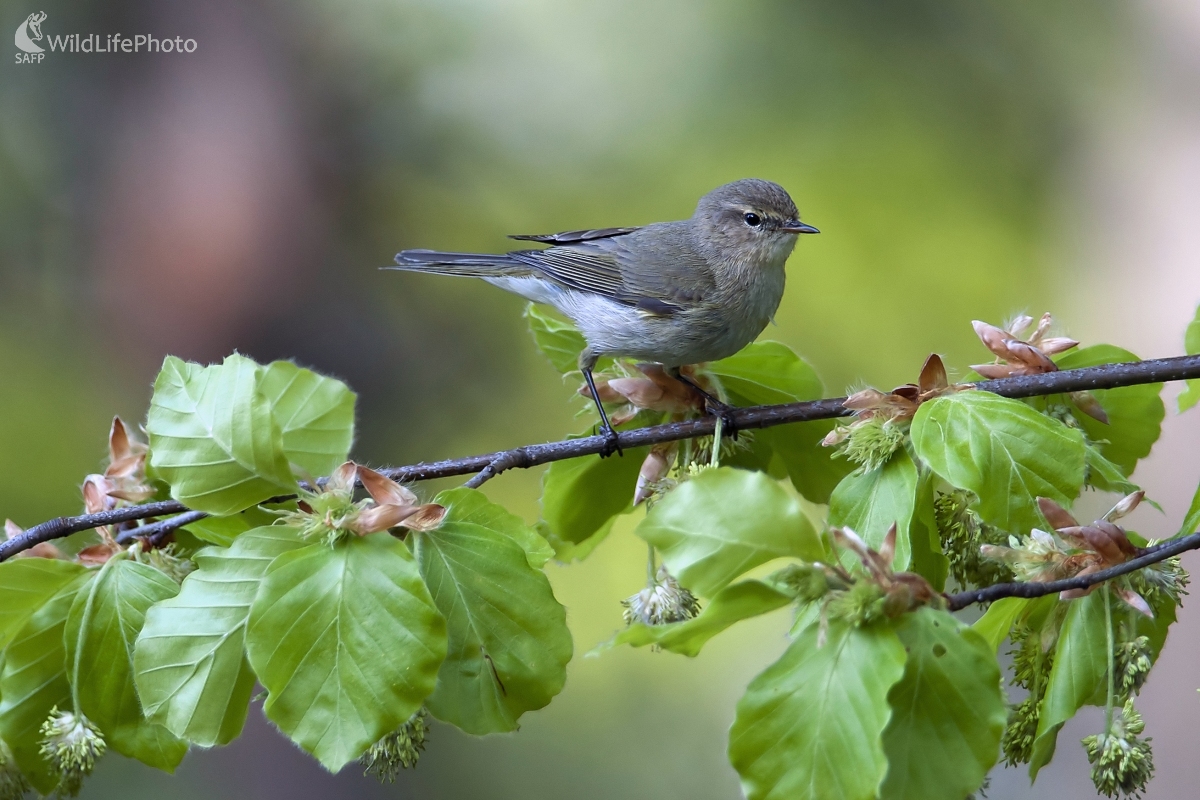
[
  {"left": 815, "top": 526, "right": 941, "bottom": 634},
  {"left": 622, "top": 566, "right": 701, "bottom": 626},
  {"left": 1001, "top": 623, "right": 1055, "bottom": 766},
  {"left": 1127, "top": 553, "right": 1189, "bottom": 609},
  {"left": 39, "top": 708, "right": 106, "bottom": 797},
  {"left": 1002, "top": 696, "right": 1041, "bottom": 767},
  {"left": 1083, "top": 701, "right": 1154, "bottom": 798},
  {"left": 1115, "top": 636, "right": 1153, "bottom": 697},
  {"left": 136, "top": 542, "right": 196, "bottom": 584},
  {"left": 823, "top": 354, "right": 963, "bottom": 471},
  {"left": 283, "top": 461, "right": 445, "bottom": 546},
  {"left": 361, "top": 707, "right": 429, "bottom": 782},
  {"left": 933, "top": 490, "right": 1013, "bottom": 588},
  {"left": 981, "top": 493, "right": 1156, "bottom": 615}
]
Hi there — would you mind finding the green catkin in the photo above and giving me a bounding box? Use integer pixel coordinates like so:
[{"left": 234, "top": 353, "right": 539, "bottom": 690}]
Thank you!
[{"left": 361, "top": 708, "right": 430, "bottom": 783}]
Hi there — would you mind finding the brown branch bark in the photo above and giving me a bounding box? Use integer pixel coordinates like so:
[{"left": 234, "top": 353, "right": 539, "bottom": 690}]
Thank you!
[{"left": 3, "top": 353, "right": 1199, "bottom": 565}]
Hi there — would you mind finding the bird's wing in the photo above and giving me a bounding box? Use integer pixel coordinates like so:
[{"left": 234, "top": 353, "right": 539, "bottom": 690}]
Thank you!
[
  {"left": 507, "top": 224, "right": 716, "bottom": 314},
  {"left": 508, "top": 227, "right": 640, "bottom": 244}
]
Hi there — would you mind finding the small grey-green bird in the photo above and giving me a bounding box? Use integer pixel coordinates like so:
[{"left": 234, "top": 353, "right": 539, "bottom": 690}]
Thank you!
[{"left": 389, "top": 178, "right": 818, "bottom": 452}]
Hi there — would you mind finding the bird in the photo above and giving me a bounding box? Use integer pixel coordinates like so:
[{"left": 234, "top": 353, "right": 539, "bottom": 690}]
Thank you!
[{"left": 389, "top": 178, "right": 818, "bottom": 454}]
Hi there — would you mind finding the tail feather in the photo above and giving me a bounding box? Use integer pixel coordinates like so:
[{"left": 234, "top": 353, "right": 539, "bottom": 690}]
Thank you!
[{"left": 389, "top": 249, "right": 521, "bottom": 277}]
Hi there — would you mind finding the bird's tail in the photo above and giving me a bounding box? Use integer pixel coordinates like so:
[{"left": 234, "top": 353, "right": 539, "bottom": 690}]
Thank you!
[{"left": 388, "top": 249, "right": 523, "bottom": 278}]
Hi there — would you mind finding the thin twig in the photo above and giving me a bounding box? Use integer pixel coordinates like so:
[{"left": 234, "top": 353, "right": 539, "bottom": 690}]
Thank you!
[
  {"left": 114, "top": 510, "right": 209, "bottom": 546},
  {"left": 5, "top": 353, "right": 1200, "bottom": 564},
  {"left": 944, "top": 532, "right": 1200, "bottom": 611},
  {"left": 463, "top": 448, "right": 534, "bottom": 489}
]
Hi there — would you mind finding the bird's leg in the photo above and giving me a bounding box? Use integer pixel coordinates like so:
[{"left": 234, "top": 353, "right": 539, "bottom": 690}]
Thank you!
[
  {"left": 667, "top": 367, "right": 739, "bottom": 441},
  {"left": 581, "top": 366, "right": 623, "bottom": 458}
]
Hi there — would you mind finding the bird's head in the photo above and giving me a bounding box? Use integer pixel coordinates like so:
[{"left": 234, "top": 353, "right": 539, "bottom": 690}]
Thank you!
[{"left": 692, "top": 178, "right": 818, "bottom": 266}]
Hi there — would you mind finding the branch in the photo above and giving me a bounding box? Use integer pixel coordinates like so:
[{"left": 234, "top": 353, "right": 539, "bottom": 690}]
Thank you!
[
  {"left": 0, "top": 500, "right": 189, "bottom": 562},
  {"left": 382, "top": 353, "right": 1200, "bottom": 483},
  {"left": 944, "top": 531, "right": 1200, "bottom": 611},
  {"left": 4, "top": 353, "right": 1200, "bottom": 562},
  {"left": 114, "top": 510, "right": 208, "bottom": 546}
]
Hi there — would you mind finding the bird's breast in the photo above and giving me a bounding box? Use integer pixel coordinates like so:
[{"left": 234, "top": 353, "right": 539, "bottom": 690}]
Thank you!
[{"left": 721, "top": 261, "right": 786, "bottom": 331}]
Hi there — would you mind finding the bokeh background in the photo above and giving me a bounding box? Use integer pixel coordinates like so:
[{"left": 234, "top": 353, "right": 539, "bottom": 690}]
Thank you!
[{"left": 3, "top": 0, "right": 1200, "bottom": 797}]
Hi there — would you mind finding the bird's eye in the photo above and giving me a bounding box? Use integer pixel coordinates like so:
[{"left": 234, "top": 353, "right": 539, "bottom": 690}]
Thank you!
[{"left": 743, "top": 212, "right": 762, "bottom": 227}]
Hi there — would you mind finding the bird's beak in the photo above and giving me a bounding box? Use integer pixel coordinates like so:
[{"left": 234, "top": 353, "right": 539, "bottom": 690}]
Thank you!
[{"left": 780, "top": 220, "right": 820, "bottom": 234}]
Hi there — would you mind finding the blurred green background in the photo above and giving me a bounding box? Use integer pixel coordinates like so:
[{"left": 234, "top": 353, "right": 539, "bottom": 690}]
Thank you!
[{"left": 4, "top": 0, "right": 1200, "bottom": 797}]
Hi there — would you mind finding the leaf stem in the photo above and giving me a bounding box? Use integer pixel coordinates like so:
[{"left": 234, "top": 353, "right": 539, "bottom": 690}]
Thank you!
[
  {"left": 1104, "top": 587, "right": 1115, "bottom": 732},
  {"left": 711, "top": 417, "right": 723, "bottom": 468}
]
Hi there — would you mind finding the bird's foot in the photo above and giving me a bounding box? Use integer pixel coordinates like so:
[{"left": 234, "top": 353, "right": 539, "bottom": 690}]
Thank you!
[
  {"left": 666, "top": 367, "right": 740, "bottom": 441},
  {"left": 596, "top": 422, "right": 624, "bottom": 458},
  {"left": 704, "top": 397, "right": 739, "bottom": 441}
]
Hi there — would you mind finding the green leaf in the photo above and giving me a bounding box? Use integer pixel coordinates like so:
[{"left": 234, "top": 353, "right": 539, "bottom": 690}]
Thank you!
[
  {"left": 1055, "top": 345, "right": 1164, "bottom": 475},
  {"left": 0, "top": 559, "right": 87, "bottom": 652},
  {"left": 65, "top": 556, "right": 187, "bottom": 770},
  {"left": 146, "top": 354, "right": 298, "bottom": 515},
  {"left": 540, "top": 429, "right": 647, "bottom": 559},
  {"left": 972, "top": 597, "right": 1031, "bottom": 653},
  {"left": 594, "top": 577, "right": 795, "bottom": 657},
  {"left": 1136, "top": 590, "right": 1177, "bottom": 664},
  {"left": 437, "top": 487, "right": 553, "bottom": 569},
  {"left": 789, "top": 600, "right": 821, "bottom": 638},
  {"left": 636, "top": 467, "right": 823, "bottom": 597},
  {"left": 880, "top": 608, "right": 1006, "bottom": 800},
  {"left": 828, "top": 450, "right": 919, "bottom": 570},
  {"left": 1179, "top": 304, "right": 1200, "bottom": 412},
  {"left": 0, "top": 571, "right": 91, "bottom": 794},
  {"left": 911, "top": 391, "right": 1085, "bottom": 534},
  {"left": 416, "top": 489, "right": 572, "bottom": 734},
  {"left": 908, "top": 471, "right": 948, "bottom": 591},
  {"left": 728, "top": 620, "right": 907, "bottom": 800},
  {"left": 257, "top": 360, "right": 356, "bottom": 477},
  {"left": 1085, "top": 443, "right": 1141, "bottom": 496},
  {"left": 706, "top": 342, "right": 850, "bottom": 503},
  {"left": 524, "top": 303, "right": 589, "bottom": 374},
  {"left": 1031, "top": 592, "right": 1110, "bottom": 779},
  {"left": 1182, "top": 479, "right": 1200, "bottom": 537},
  {"left": 134, "top": 527, "right": 308, "bottom": 747},
  {"left": 183, "top": 505, "right": 280, "bottom": 547},
  {"left": 246, "top": 534, "right": 447, "bottom": 772}
]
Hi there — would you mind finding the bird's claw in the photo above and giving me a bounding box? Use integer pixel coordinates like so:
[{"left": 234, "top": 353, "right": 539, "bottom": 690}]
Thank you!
[
  {"left": 705, "top": 398, "right": 739, "bottom": 441},
  {"left": 597, "top": 423, "right": 624, "bottom": 458}
]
